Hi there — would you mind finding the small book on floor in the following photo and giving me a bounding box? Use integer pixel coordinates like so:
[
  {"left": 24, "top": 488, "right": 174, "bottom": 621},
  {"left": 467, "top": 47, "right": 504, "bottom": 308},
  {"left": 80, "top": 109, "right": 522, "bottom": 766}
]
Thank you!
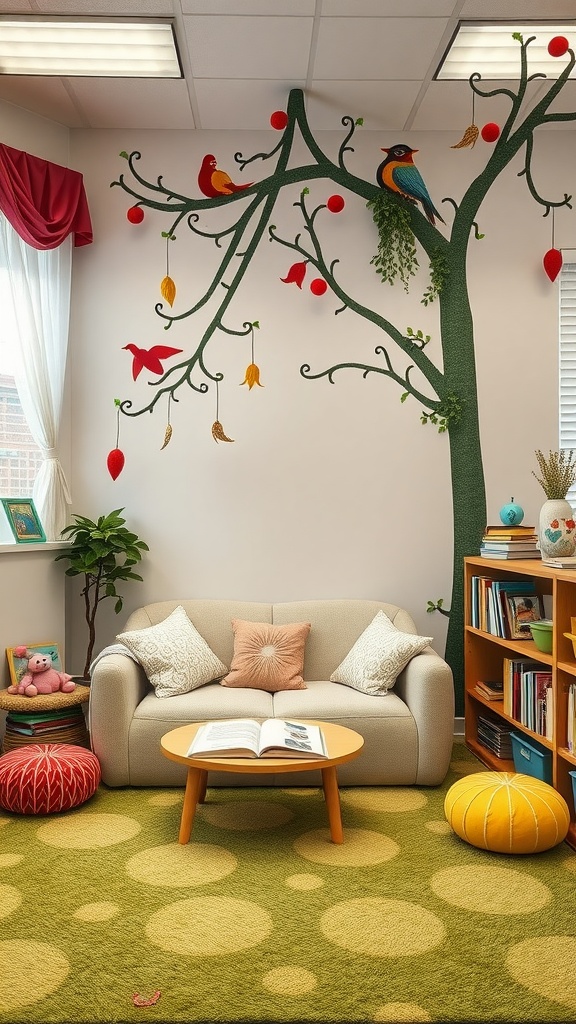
[{"left": 186, "top": 718, "right": 327, "bottom": 759}]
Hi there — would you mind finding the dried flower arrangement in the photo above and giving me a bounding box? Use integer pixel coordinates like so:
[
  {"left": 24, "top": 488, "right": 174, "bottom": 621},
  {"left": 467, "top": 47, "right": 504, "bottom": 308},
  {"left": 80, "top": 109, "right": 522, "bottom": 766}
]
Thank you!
[{"left": 533, "top": 449, "right": 576, "bottom": 500}]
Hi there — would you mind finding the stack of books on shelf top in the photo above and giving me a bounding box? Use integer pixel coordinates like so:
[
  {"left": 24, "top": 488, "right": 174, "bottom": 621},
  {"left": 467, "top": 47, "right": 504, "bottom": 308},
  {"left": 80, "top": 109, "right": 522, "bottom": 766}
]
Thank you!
[{"left": 480, "top": 524, "right": 540, "bottom": 559}]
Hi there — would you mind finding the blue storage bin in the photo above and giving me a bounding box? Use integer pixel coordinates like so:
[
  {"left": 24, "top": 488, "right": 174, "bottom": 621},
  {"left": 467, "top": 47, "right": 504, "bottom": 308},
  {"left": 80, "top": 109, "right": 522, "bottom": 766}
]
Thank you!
[
  {"left": 569, "top": 770, "right": 576, "bottom": 808},
  {"left": 510, "top": 731, "right": 552, "bottom": 784}
]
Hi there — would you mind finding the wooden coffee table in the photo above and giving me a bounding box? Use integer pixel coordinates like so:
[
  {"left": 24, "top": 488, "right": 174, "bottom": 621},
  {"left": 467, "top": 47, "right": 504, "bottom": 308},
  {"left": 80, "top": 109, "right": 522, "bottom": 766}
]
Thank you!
[{"left": 161, "top": 720, "right": 364, "bottom": 845}]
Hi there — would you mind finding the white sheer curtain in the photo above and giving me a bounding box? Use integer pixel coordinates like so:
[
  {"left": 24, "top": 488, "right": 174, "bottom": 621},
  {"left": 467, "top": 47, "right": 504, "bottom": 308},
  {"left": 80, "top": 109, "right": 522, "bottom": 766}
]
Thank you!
[{"left": 0, "top": 212, "right": 72, "bottom": 540}]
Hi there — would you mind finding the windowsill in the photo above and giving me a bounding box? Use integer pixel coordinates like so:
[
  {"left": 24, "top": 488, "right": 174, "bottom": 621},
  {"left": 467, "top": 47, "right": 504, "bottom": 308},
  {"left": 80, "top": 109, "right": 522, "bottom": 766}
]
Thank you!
[{"left": 0, "top": 541, "right": 70, "bottom": 553}]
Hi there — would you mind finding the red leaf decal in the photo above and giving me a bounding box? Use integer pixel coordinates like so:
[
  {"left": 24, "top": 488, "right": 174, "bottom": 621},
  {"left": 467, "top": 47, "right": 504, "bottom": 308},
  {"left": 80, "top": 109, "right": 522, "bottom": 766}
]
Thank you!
[{"left": 280, "top": 261, "right": 307, "bottom": 288}]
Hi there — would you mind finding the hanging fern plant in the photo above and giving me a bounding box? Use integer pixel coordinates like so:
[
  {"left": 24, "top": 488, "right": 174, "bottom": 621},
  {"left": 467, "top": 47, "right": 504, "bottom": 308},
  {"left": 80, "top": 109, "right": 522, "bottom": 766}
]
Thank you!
[
  {"left": 367, "top": 192, "right": 418, "bottom": 291},
  {"left": 422, "top": 247, "right": 449, "bottom": 306}
]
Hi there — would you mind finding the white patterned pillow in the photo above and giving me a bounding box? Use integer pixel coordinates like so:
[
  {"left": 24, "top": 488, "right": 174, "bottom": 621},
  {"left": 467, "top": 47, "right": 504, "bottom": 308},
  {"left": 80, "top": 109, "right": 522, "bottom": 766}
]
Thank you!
[
  {"left": 330, "top": 610, "right": 432, "bottom": 695},
  {"left": 117, "top": 605, "right": 228, "bottom": 698}
]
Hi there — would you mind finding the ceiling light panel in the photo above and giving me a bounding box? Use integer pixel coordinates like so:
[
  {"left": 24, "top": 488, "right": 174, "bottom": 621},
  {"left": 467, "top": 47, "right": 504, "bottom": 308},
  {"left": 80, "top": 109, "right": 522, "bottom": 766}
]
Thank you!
[
  {"left": 0, "top": 18, "right": 182, "bottom": 77},
  {"left": 436, "top": 22, "right": 576, "bottom": 79}
]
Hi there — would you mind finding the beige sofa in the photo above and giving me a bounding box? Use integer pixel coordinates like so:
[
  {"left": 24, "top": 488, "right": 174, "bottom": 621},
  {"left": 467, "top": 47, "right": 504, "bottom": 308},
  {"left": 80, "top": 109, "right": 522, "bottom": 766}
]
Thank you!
[{"left": 89, "top": 598, "right": 455, "bottom": 788}]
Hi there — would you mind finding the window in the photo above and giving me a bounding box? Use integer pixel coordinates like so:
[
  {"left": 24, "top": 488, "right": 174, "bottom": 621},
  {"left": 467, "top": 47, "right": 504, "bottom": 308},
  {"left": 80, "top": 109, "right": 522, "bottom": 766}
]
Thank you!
[
  {"left": 0, "top": 264, "right": 42, "bottom": 497},
  {"left": 559, "top": 262, "right": 576, "bottom": 509}
]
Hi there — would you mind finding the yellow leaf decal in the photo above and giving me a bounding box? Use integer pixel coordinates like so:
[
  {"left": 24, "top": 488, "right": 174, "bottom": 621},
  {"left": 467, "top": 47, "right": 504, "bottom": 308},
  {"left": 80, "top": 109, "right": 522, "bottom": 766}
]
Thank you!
[
  {"left": 451, "top": 124, "right": 479, "bottom": 149},
  {"left": 161, "top": 275, "right": 176, "bottom": 307},
  {"left": 212, "top": 420, "right": 234, "bottom": 443},
  {"left": 240, "top": 363, "right": 264, "bottom": 389},
  {"left": 160, "top": 423, "right": 173, "bottom": 450}
]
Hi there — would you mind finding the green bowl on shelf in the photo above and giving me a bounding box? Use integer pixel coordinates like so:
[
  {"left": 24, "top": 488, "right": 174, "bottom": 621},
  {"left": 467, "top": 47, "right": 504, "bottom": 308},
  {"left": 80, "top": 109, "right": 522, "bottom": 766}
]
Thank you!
[{"left": 529, "top": 620, "right": 553, "bottom": 653}]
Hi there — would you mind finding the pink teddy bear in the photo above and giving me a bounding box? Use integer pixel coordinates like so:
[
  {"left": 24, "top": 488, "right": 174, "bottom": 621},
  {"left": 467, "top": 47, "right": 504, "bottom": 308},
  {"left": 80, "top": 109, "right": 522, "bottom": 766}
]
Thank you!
[{"left": 7, "top": 646, "right": 75, "bottom": 698}]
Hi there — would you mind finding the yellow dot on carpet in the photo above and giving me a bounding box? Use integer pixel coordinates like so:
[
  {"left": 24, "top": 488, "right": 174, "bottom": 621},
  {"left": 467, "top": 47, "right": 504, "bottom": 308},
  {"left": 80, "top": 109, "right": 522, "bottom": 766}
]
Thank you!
[
  {"left": 321, "top": 898, "right": 445, "bottom": 956},
  {"left": 37, "top": 813, "right": 141, "bottom": 849},
  {"left": 562, "top": 855, "right": 576, "bottom": 875},
  {"left": 431, "top": 865, "right": 551, "bottom": 915},
  {"left": 341, "top": 789, "right": 427, "bottom": 813},
  {"left": 285, "top": 873, "right": 324, "bottom": 891},
  {"left": 74, "top": 902, "right": 120, "bottom": 922},
  {"left": 373, "top": 1002, "right": 432, "bottom": 1021},
  {"left": 146, "top": 896, "right": 272, "bottom": 955},
  {"left": 281, "top": 788, "right": 321, "bottom": 797},
  {"left": 262, "top": 966, "right": 317, "bottom": 995},
  {"left": 199, "top": 800, "right": 294, "bottom": 830},
  {"left": 0, "top": 940, "right": 69, "bottom": 1010},
  {"left": 506, "top": 936, "right": 576, "bottom": 1009},
  {"left": 450, "top": 759, "right": 481, "bottom": 775},
  {"left": 0, "top": 885, "right": 22, "bottom": 919},
  {"left": 425, "top": 820, "right": 452, "bottom": 834},
  {"left": 148, "top": 792, "right": 182, "bottom": 806},
  {"left": 126, "top": 843, "right": 237, "bottom": 887},
  {"left": 0, "top": 817, "right": 11, "bottom": 827},
  {"left": 0, "top": 854, "right": 23, "bottom": 867},
  {"left": 293, "top": 828, "right": 399, "bottom": 867}
]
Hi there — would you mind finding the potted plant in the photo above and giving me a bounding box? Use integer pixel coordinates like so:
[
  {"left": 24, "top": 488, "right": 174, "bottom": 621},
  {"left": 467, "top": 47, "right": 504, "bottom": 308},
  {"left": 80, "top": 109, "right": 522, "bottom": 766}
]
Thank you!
[
  {"left": 533, "top": 450, "right": 576, "bottom": 558},
  {"left": 56, "top": 508, "right": 149, "bottom": 680}
]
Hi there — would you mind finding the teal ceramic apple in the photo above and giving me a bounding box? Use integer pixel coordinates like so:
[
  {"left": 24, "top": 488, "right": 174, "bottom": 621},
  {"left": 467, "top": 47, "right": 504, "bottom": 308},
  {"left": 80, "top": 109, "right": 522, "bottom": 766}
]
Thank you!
[{"left": 499, "top": 498, "right": 524, "bottom": 525}]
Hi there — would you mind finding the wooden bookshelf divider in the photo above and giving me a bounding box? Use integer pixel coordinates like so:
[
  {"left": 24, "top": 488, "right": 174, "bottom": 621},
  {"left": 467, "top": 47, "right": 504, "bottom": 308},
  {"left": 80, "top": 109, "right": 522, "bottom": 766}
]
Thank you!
[{"left": 464, "top": 556, "right": 576, "bottom": 851}]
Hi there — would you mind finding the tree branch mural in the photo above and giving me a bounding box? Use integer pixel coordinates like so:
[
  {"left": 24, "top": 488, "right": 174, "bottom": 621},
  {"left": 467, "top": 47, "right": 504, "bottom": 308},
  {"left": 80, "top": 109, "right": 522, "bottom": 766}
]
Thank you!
[{"left": 110, "top": 34, "right": 576, "bottom": 713}]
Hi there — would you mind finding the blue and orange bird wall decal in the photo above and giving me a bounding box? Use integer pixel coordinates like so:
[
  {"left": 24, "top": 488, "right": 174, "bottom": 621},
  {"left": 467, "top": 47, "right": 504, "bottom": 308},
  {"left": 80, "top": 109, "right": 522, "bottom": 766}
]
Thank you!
[{"left": 376, "top": 144, "right": 445, "bottom": 226}]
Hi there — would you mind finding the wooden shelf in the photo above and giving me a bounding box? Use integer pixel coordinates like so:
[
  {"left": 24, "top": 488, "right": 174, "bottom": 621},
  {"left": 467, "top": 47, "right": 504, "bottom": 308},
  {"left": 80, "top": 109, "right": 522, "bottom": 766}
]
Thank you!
[{"left": 465, "top": 556, "right": 576, "bottom": 851}]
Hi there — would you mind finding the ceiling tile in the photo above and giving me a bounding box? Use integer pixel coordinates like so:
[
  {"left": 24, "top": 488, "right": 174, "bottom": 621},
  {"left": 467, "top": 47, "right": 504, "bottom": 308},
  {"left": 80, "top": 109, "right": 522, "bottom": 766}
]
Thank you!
[
  {"left": 314, "top": 17, "right": 450, "bottom": 80},
  {"left": 0, "top": 1, "right": 37, "bottom": 10},
  {"left": 409, "top": 77, "right": 544, "bottom": 130},
  {"left": 182, "top": 0, "right": 314, "bottom": 13},
  {"left": 184, "top": 15, "right": 313, "bottom": 79},
  {"left": 460, "top": 0, "right": 576, "bottom": 17},
  {"left": 322, "top": 0, "right": 457, "bottom": 14},
  {"left": 194, "top": 78, "right": 304, "bottom": 129},
  {"left": 34, "top": 0, "right": 173, "bottom": 11},
  {"left": 68, "top": 78, "right": 196, "bottom": 128},
  {"left": 306, "top": 80, "right": 422, "bottom": 130},
  {"left": 0, "top": 75, "right": 85, "bottom": 126}
]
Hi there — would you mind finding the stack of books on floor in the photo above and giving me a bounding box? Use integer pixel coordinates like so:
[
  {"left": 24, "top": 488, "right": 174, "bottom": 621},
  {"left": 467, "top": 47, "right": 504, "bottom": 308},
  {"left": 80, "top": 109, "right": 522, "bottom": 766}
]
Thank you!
[
  {"left": 477, "top": 711, "right": 513, "bottom": 759},
  {"left": 2, "top": 705, "right": 90, "bottom": 753},
  {"left": 480, "top": 524, "right": 540, "bottom": 559}
]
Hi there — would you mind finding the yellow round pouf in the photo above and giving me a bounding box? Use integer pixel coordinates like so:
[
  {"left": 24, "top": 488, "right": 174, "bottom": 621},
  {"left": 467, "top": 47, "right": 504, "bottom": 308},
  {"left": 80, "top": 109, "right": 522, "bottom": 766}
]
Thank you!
[{"left": 444, "top": 771, "right": 570, "bottom": 854}]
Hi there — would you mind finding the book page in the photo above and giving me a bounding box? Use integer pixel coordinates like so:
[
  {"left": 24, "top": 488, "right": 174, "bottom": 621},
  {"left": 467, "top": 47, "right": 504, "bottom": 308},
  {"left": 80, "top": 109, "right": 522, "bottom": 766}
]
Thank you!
[
  {"left": 258, "top": 719, "right": 326, "bottom": 757},
  {"left": 187, "top": 719, "right": 261, "bottom": 757}
]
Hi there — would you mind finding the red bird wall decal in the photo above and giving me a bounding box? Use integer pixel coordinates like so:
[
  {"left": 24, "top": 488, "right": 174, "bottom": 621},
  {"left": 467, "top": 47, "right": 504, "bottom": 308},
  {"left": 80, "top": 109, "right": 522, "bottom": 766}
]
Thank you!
[
  {"left": 198, "top": 154, "right": 253, "bottom": 198},
  {"left": 123, "top": 344, "right": 183, "bottom": 380}
]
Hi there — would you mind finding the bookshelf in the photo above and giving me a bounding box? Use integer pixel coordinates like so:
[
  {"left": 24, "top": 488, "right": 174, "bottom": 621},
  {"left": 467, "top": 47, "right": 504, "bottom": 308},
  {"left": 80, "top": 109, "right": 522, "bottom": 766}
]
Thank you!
[{"left": 464, "top": 556, "right": 576, "bottom": 851}]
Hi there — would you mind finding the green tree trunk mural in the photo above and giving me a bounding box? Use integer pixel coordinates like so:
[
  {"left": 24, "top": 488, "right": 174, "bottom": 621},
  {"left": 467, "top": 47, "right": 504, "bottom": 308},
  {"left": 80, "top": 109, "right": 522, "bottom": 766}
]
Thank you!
[{"left": 111, "top": 35, "right": 576, "bottom": 715}]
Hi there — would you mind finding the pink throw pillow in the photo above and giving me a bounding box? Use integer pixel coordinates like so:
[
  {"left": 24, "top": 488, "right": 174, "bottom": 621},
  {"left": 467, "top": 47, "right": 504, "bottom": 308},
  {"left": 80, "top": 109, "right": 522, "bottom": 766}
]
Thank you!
[{"left": 221, "top": 619, "right": 311, "bottom": 692}]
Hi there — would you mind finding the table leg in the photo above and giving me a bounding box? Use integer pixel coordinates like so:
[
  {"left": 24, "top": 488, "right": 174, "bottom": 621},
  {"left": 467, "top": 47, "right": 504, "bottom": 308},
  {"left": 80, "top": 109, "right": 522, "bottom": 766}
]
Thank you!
[
  {"left": 178, "top": 766, "right": 204, "bottom": 844},
  {"left": 321, "top": 765, "right": 343, "bottom": 844},
  {"left": 197, "top": 769, "right": 208, "bottom": 804}
]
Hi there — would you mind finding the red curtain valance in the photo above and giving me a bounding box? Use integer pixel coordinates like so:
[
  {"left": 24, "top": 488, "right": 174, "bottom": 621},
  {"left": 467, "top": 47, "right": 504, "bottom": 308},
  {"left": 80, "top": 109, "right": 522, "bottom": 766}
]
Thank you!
[{"left": 0, "top": 143, "right": 92, "bottom": 249}]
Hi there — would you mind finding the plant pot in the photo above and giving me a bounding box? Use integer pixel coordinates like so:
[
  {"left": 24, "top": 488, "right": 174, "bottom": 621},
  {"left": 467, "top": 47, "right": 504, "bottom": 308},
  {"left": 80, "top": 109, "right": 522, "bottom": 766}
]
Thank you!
[{"left": 538, "top": 498, "right": 576, "bottom": 557}]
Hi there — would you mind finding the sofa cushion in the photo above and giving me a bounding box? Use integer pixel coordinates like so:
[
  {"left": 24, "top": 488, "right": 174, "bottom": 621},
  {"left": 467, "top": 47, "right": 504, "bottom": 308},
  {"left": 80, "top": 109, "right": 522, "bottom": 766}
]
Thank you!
[
  {"left": 117, "top": 605, "right": 228, "bottom": 698},
  {"left": 329, "top": 610, "right": 432, "bottom": 695},
  {"left": 221, "top": 619, "right": 311, "bottom": 692},
  {"left": 133, "top": 681, "right": 275, "bottom": 722}
]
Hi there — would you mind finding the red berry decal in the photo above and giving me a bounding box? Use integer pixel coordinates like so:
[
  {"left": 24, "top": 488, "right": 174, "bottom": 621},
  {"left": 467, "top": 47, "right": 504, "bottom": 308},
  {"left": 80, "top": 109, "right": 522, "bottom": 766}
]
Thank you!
[
  {"left": 310, "top": 278, "right": 327, "bottom": 296},
  {"left": 548, "top": 36, "right": 569, "bottom": 57},
  {"left": 127, "top": 206, "right": 144, "bottom": 224},
  {"left": 270, "top": 110, "right": 288, "bottom": 130},
  {"left": 481, "top": 123, "right": 500, "bottom": 143},
  {"left": 327, "top": 195, "right": 345, "bottom": 213},
  {"left": 107, "top": 448, "right": 125, "bottom": 480}
]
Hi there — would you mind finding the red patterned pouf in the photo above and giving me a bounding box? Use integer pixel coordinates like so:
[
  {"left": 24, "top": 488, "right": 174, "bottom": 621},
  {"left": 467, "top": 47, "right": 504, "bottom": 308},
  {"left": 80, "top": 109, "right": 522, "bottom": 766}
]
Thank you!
[{"left": 0, "top": 743, "right": 101, "bottom": 815}]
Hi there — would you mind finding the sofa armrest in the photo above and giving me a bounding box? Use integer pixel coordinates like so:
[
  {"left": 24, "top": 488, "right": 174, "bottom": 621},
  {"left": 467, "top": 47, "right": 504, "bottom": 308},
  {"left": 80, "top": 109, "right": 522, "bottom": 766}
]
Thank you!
[
  {"left": 394, "top": 647, "right": 455, "bottom": 785},
  {"left": 89, "top": 654, "right": 149, "bottom": 786}
]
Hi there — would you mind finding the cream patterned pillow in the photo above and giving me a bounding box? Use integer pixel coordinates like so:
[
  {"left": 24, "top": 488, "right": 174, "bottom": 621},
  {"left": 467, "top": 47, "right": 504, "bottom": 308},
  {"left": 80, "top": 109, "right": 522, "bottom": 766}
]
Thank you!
[
  {"left": 330, "top": 610, "right": 432, "bottom": 695},
  {"left": 117, "top": 605, "right": 228, "bottom": 698}
]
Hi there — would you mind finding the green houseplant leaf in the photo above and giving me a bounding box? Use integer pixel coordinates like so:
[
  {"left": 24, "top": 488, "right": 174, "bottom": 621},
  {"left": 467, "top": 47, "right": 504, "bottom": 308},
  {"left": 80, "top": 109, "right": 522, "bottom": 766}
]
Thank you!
[{"left": 56, "top": 508, "right": 149, "bottom": 680}]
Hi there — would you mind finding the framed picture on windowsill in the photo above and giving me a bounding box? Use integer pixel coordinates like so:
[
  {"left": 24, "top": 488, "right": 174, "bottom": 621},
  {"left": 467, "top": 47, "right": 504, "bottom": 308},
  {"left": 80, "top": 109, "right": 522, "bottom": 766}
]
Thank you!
[{"left": 1, "top": 498, "right": 46, "bottom": 543}]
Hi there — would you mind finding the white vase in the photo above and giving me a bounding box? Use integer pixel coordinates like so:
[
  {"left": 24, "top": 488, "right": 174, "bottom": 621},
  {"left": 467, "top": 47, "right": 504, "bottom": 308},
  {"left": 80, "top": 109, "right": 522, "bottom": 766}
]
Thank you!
[{"left": 538, "top": 498, "right": 576, "bottom": 557}]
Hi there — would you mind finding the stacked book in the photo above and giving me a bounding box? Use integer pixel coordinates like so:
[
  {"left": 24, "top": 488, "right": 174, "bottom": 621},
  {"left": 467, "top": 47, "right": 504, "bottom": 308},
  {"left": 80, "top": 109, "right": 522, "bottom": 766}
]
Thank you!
[
  {"left": 480, "top": 524, "right": 540, "bottom": 559},
  {"left": 474, "top": 679, "right": 504, "bottom": 702},
  {"left": 2, "top": 706, "right": 90, "bottom": 754},
  {"left": 477, "top": 711, "right": 513, "bottom": 759}
]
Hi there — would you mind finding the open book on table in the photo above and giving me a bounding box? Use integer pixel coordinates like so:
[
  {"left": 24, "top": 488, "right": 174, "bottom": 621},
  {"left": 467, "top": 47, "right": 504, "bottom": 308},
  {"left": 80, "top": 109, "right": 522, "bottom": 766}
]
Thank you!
[{"left": 186, "top": 719, "right": 327, "bottom": 759}]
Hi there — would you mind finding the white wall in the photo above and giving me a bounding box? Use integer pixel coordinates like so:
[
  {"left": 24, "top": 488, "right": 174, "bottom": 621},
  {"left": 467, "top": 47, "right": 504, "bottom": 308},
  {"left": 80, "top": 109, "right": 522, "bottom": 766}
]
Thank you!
[{"left": 66, "top": 124, "right": 573, "bottom": 674}]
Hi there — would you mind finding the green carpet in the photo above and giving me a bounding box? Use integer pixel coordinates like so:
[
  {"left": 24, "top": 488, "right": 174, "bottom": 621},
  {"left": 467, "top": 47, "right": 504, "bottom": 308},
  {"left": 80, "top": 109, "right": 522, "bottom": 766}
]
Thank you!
[{"left": 1, "top": 742, "right": 576, "bottom": 1024}]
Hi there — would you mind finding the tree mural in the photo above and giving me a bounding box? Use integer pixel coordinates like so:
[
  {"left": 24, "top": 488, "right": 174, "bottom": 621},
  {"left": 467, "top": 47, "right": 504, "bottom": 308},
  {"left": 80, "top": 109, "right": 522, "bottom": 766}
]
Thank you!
[{"left": 111, "top": 34, "right": 575, "bottom": 713}]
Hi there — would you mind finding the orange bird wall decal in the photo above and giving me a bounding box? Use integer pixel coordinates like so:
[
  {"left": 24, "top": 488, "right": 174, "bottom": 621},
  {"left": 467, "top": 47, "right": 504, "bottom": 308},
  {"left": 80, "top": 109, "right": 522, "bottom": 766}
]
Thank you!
[
  {"left": 198, "top": 154, "right": 253, "bottom": 198},
  {"left": 123, "top": 344, "right": 183, "bottom": 380}
]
